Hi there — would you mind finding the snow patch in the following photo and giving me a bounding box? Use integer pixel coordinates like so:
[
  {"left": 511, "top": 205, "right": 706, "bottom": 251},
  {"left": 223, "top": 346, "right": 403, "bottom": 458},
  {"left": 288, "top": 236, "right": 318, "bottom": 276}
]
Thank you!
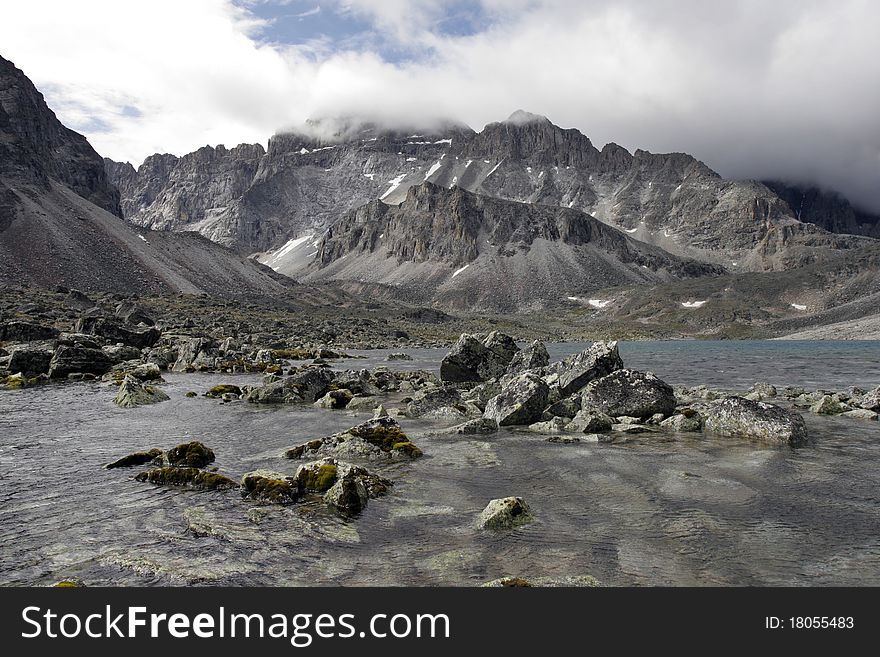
[
  {"left": 791, "top": 303, "right": 807, "bottom": 311},
  {"left": 451, "top": 264, "right": 470, "bottom": 278},
  {"left": 268, "top": 234, "right": 314, "bottom": 264},
  {"left": 485, "top": 161, "right": 502, "bottom": 178},
  {"left": 434, "top": 138, "right": 452, "bottom": 145},
  {"left": 138, "top": 234, "right": 148, "bottom": 243},
  {"left": 625, "top": 228, "right": 638, "bottom": 233},
  {"left": 424, "top": 161, "right": 443, "bottom": 181},
  {"left": 681, "top": 301, "right": 707, "bottom": 308},
  {"left": 465, "top": 159, "right": 473, "bottom": 168},
  {"left": 363, "top": 173, "right": 375, "bottom": 180},
  {"left": 588, "top": 299, "right": 612, "bottom": 309},
  {"left": 298, "top": 147, "right": 310, "bottom": 155},
  {"left": 406, "top": 157, "right": 417, "bottom": 162},
  {"left": 380, "top": 174, "right": 407, "bottom": 200}
]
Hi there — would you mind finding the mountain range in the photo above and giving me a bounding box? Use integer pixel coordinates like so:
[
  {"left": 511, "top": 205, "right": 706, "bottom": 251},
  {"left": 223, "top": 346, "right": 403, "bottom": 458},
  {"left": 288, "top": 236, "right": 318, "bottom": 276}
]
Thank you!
[{"left": 2, "top": 53, "right": 880, "bottom": 334}]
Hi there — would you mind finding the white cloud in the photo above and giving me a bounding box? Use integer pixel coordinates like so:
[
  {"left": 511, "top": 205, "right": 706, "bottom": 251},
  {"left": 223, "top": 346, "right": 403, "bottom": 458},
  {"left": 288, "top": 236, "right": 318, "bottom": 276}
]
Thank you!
[{"left": 1, "top": 0, "right": 878, "bottom": 211}]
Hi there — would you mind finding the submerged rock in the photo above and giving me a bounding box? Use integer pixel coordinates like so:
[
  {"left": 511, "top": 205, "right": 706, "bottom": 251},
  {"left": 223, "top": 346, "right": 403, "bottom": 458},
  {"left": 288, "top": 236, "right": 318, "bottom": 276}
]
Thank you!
[
  {"left": 284, "top": 417, "right": 422, "bottom": 461},
  {"left": 440, "top": 331, "right": 519, "bottom": 383},
  {"left": 386, "top": 352, "right": 413, "bottom": 361},
  {"left": 581, "top": 369, "right": 676, "bottom": 419},
  {"left": 114, "top": 375, "right": 170, "bottom": 408},
  {"left": 135, "top": 467, "right": 238, "bottom": 490},
  {"left": 483, "top": 372, "right": 549, "bottom": 426},
  {"left": 166, "top": 441, "right": 215, "bottom": 468},
  {"left": 105, "top": 448, "right": 163, "bottom": 469},
  {"left": 556, "top": 341, "right": 623, "bottom": 397},
  {"left": 477, "top": 497, "right": 533, "bottom": 530},
  {"left": 703, "top": 396, "right": 808, "bottom": 446}
]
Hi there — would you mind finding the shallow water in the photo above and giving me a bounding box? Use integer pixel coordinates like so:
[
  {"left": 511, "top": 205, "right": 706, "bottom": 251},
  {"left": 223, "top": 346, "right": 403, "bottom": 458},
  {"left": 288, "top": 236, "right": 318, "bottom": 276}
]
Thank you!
[{"left": 1, "top": 341, "right": 879, "bottom": 586}]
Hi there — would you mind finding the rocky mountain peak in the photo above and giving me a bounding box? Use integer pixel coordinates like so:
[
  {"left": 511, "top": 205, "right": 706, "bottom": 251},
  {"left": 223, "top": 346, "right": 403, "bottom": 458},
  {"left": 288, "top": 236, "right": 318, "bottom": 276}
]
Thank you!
[
  {"left": 0, "top": 55, "right": 120, "bottom": 216},
  {"left": 505, "top": 109, "right": 551, "bottom": 125}
]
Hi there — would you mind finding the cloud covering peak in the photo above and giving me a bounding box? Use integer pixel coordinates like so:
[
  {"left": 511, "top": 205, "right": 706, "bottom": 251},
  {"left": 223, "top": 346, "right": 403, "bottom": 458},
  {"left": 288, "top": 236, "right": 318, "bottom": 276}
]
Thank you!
[{"left": 1, "top": 0, "right": 878, "bottom": 211}]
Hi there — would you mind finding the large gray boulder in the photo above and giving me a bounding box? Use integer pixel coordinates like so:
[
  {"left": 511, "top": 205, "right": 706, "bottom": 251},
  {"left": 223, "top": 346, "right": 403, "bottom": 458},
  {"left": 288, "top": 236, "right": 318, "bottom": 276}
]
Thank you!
[
  {"left": 703, "top": 396, "right": 808, "bottom": 446},
  {"left": 556, "top": 341, "right": 623, "bottom": 397},
  {"left": 581, "top": 369, "right": 676, "bottom": 419},
  {"left": 477, "top": 497, "right": 533, "bottom": 530},
  {"left": 440, "top": 331, "right": 520, "bottom": 383},
  {"left": 506, "top": 340, "right": 549, "bottom": 375},
  {"left": 114, "top": 375, "right": 170, "bottom": 408},
  {"left": 856, "top": 386, "right": 880, "bottom": 412},
  {"left": 48, "top": 344, "right": 113, "bottom": 379},
  {"left": 483, "top": 372, "right": 549, "bottom": 426},
  {"left": 406, "top": 384, "right": 467, "bottom": 418},
  {"left": 7, "top": 347, "right": 53, "bottom": 377}
]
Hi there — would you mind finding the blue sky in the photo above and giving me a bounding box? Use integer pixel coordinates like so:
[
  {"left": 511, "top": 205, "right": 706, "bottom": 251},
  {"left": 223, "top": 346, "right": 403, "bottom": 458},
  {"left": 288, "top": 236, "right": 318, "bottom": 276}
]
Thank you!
[{"left": 1, "top": 0, "right": 878, "bottom": 211}]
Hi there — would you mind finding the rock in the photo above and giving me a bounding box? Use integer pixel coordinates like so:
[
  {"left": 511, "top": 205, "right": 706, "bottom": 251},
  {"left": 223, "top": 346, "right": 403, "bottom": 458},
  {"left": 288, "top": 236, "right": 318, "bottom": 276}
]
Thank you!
[
  {"left": 547, "top": 435, "right": 580, "bottom": 444},
  {"left": 284, "top": 417, "right": 422, "bottom": 461},
  {"left": 166, "top": 441, "right": 215, "bottom": 468},
  {"left": 75, "top": 316, "right": 160, "bottom": 348},
  {"left": 323, "top": 476, "right": 368, "bottom": 516},
  {"left": 841, "top": 408, "right": 878, "bottom": 421},
  {"left": 527, "top": 417, "right": 569, "bottom": 433},
  {"left": 244, "top": 378, "right": 304, "bottom": 404},
  {"left": 386, "top": 352, "right": 413, "bottom": 361},
  {"left": 287, "top": 366, "right": 337, "bottom": 402},
  {"left": 506, "top": 340, "right": 549, "bottom": 375},
  {"left": 483, "top": 372, "right": 549, "bottom": 426},
  {"left": 453, "top": 417, "right": 499, "bottom": 434},
  {"left": 809, "top": 395, "right": 845, "bottom": 415},
  {"left": 406, "top": 384, "right": 467, "bottom": 418},
  {"left": 440, "top": 331, "right": 520, "bottom": 383},
  {"left": 315, "top": 389, "right": 354, "bottom": 409},
  {"left": 565, "top": 409, "right": 613, "bottom": 433},
  {"left": 460, "top": 379, "right": 502, "bottom": 411},
  {"left": 135, "top": 467, "right": 238, "bottom": 490},
  {"left": 172, "top": 337, "right": 219, "bottom": 372},
  {"left": 129, "top": 363, "right": 162, "bottom": 381},
  {"left": 105, "top": 448, "right": 163, "bottom": 469},
  {"left": 855, "top": 386, "right": 880, "bottom": 412},
  {"left": 477, "top": 497, "right": 533, "bottom": 530},
  {"left": 481, "top": 575, "right": 599, "bottom": 587},
  {"left": 556, "top": 341, "right": 623, "bottom": 397},
  {"left": 703, "top": 396, "right": 808, "bottom": 446},
  {"left": 7, "top": 348, "right": 52, "bottom": 377},
  {"left": 660, "top": 411, "right": 704, "bottom": 432},
  {"left": 114, "top": 375, "right": 170, "bottom": 408},
  {"left": 101, "top": 345, "right": 143, "bottom": 364},
  {"left": 544, "top": 394, "right": 581, "bottom": 419},
  {"left": 0, "top": 320, "right": 59, "bottom": 342},
  {"left": 292, "top": 458, "right": 342, "bottom": 493},
  {"left": 581, "top": 369, "right": 676, "bottom": 419},
  {"left": 346, "top": 395, "right": 379, "bottom": 411},
  {"left": 48, "top": 344, "right": 113, "bottom": 379},
  {"left": 611, "top": 424, "right": 654, "bottom": 434},
  {"left": 205, "top": 384, "right": 242, "bottom": 399},
  {"left": 240, "top": 470, "right": 299, "bottom": 504},
  {"left": 64, "top": 289, "right": 95, "bottom": 310},
  {"left": 114, "top": 301, "right": 155, "bottom": 326},
  {"left": 748, "top": 382, "right": 778, "bottom": 399}
]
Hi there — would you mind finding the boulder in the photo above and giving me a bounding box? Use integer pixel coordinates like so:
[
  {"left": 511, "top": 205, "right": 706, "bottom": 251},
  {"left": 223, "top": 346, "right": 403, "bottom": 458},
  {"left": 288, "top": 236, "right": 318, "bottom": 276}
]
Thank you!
[
  {"left": 460, "top": 379, "right": 502, "bottom": 411},
  {"left": 105, "top": 448, "right": 163, "bottom": 469},
  {"left": 703, "top": 396, "right": 808, "bottom": 446},
  {"left": 244, "top": 378, "right": 304, "bottom": 404},
  {"left": 102, "top": 344, "right": 143, "bottom": 364},
  {"left": 386, "top": 352, "right": 413, "bottom": 361},
  {"left": 75, "top": 316, "right": 160, "bottom": 348},
  {"left": 841, "top": 408, "right": 878, "bottom": 421},
  {"left": 114, "top": 375, "right": 170, "bottom": 408},
  {"left": 527, "top": 417, "right": 569, "bottom": 433},
  {"left": 166, "top": 441, "right": 215, "bottom": 468},
  {"left": 856, "top": 386, "right": 880, "bottom": 412},
  {"left": 7, "top": 348, "right": 52, "bottom": 377},
  {"left": 323, "top": 476, "right": 368, "bottom": 516},
  {"left": 809, "top": 395, "right": 845, "bottom": 415},
  {"left": 565, "top": 409, "right": 613, "bottom": 433},
  {"left": 581, "top": 369, "right": 676, "bottom": 419},
  {"left": 287, "top": 366, "right": 337, "bottom": 402},
  {"left": 747, "top": 382, "right": 778, "bottom": 400},
  {"left": 477, "top": 497, "right": 533, "bottom": 530},
  {"left": 453, "top": 418, "right": 499, "bottom": 435},
  {"left": 284, "top": 417, "right": 422, "bottom": 461},
  {"left": 48, "top": 345, "right": 113, "bottom": 379},
  {"left": 240, "top": 470, "right": 300, "bottom": 504},
  {"left": 315, "top": 389, "right": 354, "bottom": 409},
  {"left": 172, "top": 337, "right": 219, "bottom": 372},
  {"left": 506, "top": 340, "right": 550, "bottom": 375},
  {"left": 440, "top": 331, "right": 520, "bottom": 383},
  {"left": 660, "top": 411, "right": 704, "bottom": 432},
  {"left": 483, "top": 373, "right": 549, "bottom": 426},
  {"left": 114, "top": 301, "right": 155, "bottom": 326},
  {"left": 482, "top": 575, "right": 599, "bottom": 587},
  {"left": 135, "top": 467, "right": 237, "bottom": 490},
  {"left": 0, "top": 320, "right": 59, "bottom": 342},
  {"left": 544, "top": 394, "right": 581, "bottom": 419},
  {"left": 556, "top": 341, "right": 623, "bottom": 397},
  {"left": 406, "top": 385, "right": 467, "bottom": 418}
]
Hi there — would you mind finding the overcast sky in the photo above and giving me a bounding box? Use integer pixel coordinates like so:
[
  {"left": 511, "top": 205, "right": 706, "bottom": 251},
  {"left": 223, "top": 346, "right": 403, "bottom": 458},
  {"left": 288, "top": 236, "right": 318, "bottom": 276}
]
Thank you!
[{"left": 2, "top": 0, "right": 878, "bottom": 211}]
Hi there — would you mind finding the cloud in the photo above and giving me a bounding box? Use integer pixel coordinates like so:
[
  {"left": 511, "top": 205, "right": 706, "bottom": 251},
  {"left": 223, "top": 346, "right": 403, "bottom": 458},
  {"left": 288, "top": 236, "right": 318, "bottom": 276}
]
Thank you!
[{"left": 1, "top": 0, "right": 878, "bottom": 212}]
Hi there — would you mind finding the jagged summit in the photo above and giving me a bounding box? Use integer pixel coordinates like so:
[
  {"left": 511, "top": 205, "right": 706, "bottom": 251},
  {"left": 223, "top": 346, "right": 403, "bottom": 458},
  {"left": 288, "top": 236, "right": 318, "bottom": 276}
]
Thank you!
[{"left": 505, "top": 109, "right": 551, "bottom": 125}]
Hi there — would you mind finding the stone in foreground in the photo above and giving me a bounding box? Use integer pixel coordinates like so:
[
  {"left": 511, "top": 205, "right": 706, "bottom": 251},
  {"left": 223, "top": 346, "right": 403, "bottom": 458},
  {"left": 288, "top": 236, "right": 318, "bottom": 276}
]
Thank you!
[
  {"left": 483, "top": 373, "right": 549, "bottom": 426},
  {"left": 581, "top": 369, "right": 676, "bottom": 419},
  {"left": 703, "top": 396, "right": 808, "bottom": 446},
  {"left": 477, "top": 497, "right": 533, "bottom": 530}
]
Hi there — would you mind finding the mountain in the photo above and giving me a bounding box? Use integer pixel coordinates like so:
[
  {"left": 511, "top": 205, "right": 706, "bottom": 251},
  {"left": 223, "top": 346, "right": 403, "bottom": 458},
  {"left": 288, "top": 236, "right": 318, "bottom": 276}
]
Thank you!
[
  {"left": 763, "top": 180, "right": 880, "bottom": 239},
  {"left": 287, "top": 182, "right": 723, "bottom": 311},
  {"left": 0, "top": 55, "right": 294, "bottom": 298},
  {"left": 108, "top": 110, "right": 871, "bottom": 273}
]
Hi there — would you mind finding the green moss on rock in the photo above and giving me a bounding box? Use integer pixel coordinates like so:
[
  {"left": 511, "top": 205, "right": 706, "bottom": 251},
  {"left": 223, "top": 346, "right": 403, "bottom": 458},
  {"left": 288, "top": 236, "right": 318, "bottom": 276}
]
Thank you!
[
  {"left": 106, "top": 448, "right": 163, "bottom": 469},
  {"left": 166, "top": 441, "right": 215, "bottom": 468},
  {"left": 205, "top": 384, "right": 242, "bottom": 399},
  {"left": 135, "top": 467, "right": 238, "bottom": 490}
]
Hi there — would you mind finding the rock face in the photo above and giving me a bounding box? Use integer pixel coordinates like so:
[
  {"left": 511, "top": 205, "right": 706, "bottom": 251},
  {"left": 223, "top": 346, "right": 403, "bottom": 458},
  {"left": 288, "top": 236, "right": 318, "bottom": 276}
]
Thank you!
[
  {"left": 0, "top": 56, "right": 298, "bottom": 298},
  {"left": 477, "top": 497, "right": 533, "bottom": 530},
  {"left": 703, "top": 396, "right": 808, "bottom": 446},
  {"left": 483, "top": 373, "right": 549, "bottom": 426},
  {"left": 556, "top": 341, "right": 624, "bottom": 397},
  {"left": 440, "top": 331, "right": 520, "bottom": 383},
  {"left": 763, "top": 180, "right": 880, "bottom": 239},
  {"left": 580, "top": 369, "right": 676, "bottom": 419},
  {"left": 113, "top": 375, "right": 170, "bottom": 408}
]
